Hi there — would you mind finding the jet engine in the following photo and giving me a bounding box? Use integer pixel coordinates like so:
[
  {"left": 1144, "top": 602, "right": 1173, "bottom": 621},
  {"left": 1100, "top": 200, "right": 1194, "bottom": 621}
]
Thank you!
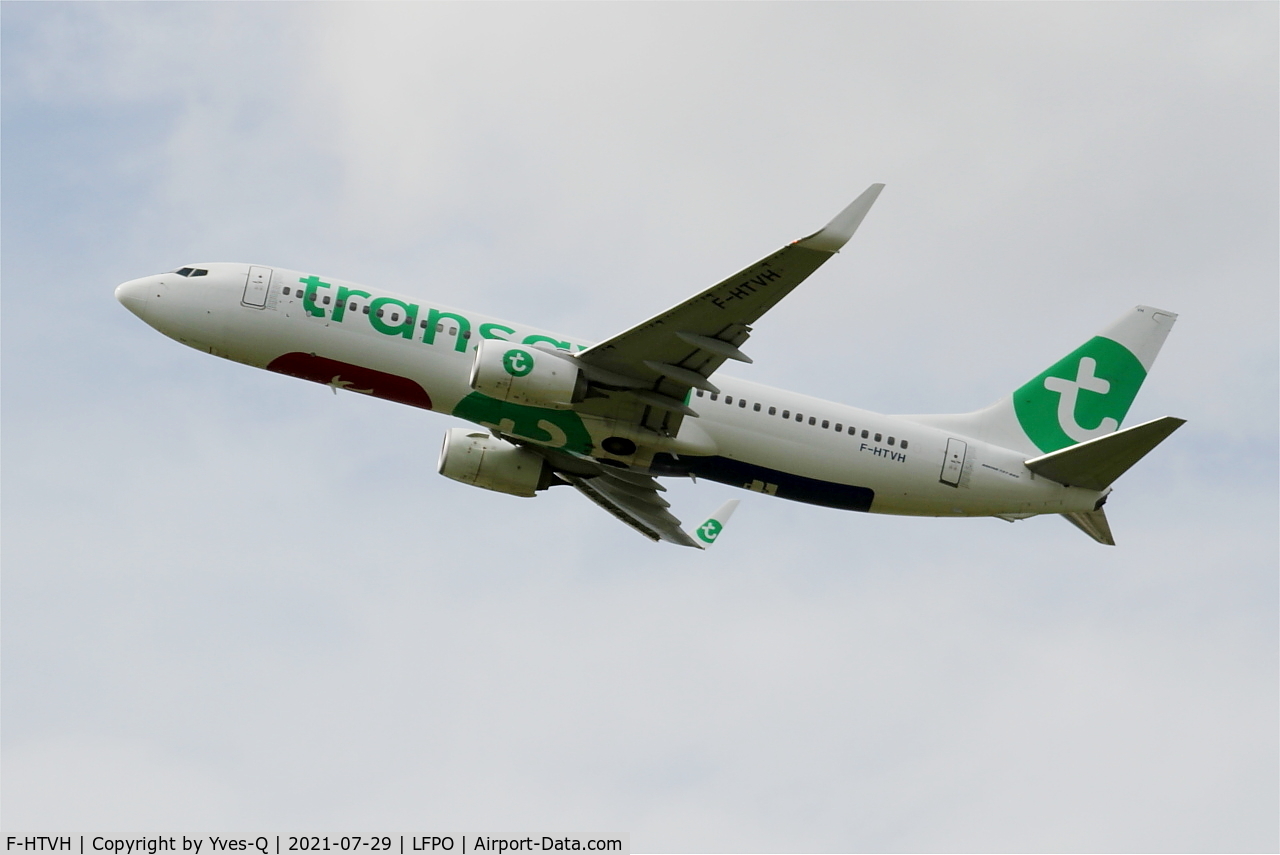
[
  {"left": 468, "top": 339, "right": 585, "bottom": 408},
  {"left": 438, "top": 428, "right": 556, "bottom": 497}
]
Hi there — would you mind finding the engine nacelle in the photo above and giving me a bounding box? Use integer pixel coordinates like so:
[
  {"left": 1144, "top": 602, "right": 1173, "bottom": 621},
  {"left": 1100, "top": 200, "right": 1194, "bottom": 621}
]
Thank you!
[
  {"left": 438, "top": 428, "right": 554, "bottom": 497},
  {"left": 468, "top": 339, "right": 584, "bottom": 408}
]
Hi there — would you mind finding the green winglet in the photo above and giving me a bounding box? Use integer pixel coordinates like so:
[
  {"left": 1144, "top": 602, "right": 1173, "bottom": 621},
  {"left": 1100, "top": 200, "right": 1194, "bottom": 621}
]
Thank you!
[{"left": 693, "top": 499, "right": 740, "bottom": 548}]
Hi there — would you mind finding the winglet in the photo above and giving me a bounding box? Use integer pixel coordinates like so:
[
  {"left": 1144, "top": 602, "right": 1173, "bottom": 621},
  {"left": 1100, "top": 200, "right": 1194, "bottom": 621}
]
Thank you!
[
  {"left": 691, "top": 499, "right": 740, "bottom": 548},
  {"left": 1061, "top": 508, "right": 1116, "bottom": 546},
  {"left": 794, "top": 184, "right": 885, "bottom": 253}
]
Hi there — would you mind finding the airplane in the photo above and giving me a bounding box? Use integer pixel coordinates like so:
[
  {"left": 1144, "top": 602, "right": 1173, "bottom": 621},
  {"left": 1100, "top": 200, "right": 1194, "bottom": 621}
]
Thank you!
[{"left": 114, "top": 184, "right": 1184, "bottom": 548}]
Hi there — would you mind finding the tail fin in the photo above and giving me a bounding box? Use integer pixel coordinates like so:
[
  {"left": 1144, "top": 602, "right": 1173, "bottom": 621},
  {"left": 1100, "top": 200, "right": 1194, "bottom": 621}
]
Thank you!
[{"left": 906, "top": 306, "right": 1178, "bottom": 455}]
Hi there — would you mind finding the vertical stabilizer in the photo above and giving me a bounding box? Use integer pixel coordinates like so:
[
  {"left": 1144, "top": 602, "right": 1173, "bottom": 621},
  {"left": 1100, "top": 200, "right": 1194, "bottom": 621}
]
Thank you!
[{"left": 904, "top": 306, "right": 1177, "bottom": 455}]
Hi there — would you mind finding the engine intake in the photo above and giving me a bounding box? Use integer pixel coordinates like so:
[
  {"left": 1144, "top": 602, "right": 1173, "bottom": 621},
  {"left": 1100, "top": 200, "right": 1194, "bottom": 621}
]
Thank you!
[
  {"left": 438, "top": 428, "right": 555, "bottom": 497},
  {"left": 469, "top": 339, "right": 585, "bottom": 408}
]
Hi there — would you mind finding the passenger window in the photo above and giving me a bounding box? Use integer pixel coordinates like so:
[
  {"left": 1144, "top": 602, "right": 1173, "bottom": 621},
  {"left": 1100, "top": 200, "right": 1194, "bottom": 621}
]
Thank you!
[
  {"left": 437, "top": 323, "right": 444, "bottom": 332},
  {"left": 861, "top": 430, "right": 869, "bottom": 439},
  {"left": 901, "top": 440, "right": 909, "bottom": 450},
  {"left": 808, "top": 416, "right": 816, "bottom": 426},
  {"left": 768, "top": 406, "right": 776, "bottom": 416},
  {"left": 363, "top": 306, "right": 370, "bottom": 314},
  {"left": 782, "top": 410, "right": 790, "bottom": 419},
  {"left": 307, "top": 292, "right": 316, "bottom": 301},
  {"left": 392, "top": 312, "right": 400, "bottom": 321},
  {"left": 282, "top": 287, "right": 291, "bottom": 296},
  {"left": 725, "top": 396, "right": 733, "bottom": 404},
  {"left": 874, "top": 433, "right": 882, "bottom": 442},
  {"left": 420, "top": 319, "right": 428, "bottom": 329},
  {"left": 822, "top": 420, "right": 829, "bottom": 429},
  {"left": 377, "top": 309, "right": 384, "bottom": 318},
  {"left": 753, "top": 403, "right": 761, "bottom": 412},
  {"left": 449, "top": 327, "right": 456, "bottom": 335},
  {"left": 795, "top": 413, "right": 803, "bottom": 422},
  {"left": 888, "top": 437, "right": 895, "bottom": 446},
  {"left": 835, "top": 423, "right": 843, "bottom": 432},
  {"left": 323, "top": 296, "right": 331, "bottom": 305},
  {"left": 463, "top": 330, "right": 471, "bottom": 339},
  {"left": 710, "top": 394, "right": 719, "bottom": 401},
  {"left": 739, "top": 399, "right": 747, "bottom": 408},
  {"left": 695, "top": 390, "right": 704, "bottom": 397}
]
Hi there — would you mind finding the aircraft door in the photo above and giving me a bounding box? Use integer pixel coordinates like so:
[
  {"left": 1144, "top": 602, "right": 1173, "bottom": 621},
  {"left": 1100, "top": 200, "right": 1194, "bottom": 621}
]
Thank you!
[
  {"left": 939, "top": 438, "right": 967, "bottom": 487},
  {"left": 242, "top": 266, "right": 272, "bottom": 308}
]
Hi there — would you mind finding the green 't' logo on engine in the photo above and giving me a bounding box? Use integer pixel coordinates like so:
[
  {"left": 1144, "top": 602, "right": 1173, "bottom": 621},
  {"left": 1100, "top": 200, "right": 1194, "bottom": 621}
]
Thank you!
[
  {"left": 697, "top": 518, "right": 724, "bottom": 544},
  {"left": 502, "top": 349, "right": 534, "bottom": 377},
  {"left": 1013, "top": 336, "right": 1146, "bottom": 454}
]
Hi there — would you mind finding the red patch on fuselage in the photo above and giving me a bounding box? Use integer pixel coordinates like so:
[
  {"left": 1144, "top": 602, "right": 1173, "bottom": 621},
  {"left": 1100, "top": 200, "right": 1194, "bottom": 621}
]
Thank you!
[{"left": 266, "top": 352, "right": 433, "bottom": 410}]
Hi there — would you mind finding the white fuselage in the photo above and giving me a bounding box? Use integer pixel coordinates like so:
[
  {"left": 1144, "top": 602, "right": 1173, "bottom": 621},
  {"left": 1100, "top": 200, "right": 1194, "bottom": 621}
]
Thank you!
[{"left": 115, "top": 263, "right": 1103, "bottom": 519}]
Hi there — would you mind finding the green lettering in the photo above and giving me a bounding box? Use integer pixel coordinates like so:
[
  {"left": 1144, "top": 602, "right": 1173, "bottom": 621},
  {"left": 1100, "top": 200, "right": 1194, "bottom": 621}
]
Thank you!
[
  {"left": 332, "top": 286, "right": 371, "bottom": 323},
  {"left": 299, "top": 275, "right": 331, "bottom": 318},
  {"left": 479, "top": 322, "right": 515, "bottom": 342},
  {"left": 422, "top": 309, "right": 472, "bottom": 352},
  {"left": 369, "top": 297, "right": 418, "bottom": 339},
  {"left": 522, "top": 334, "right": 571, "bottom": 350}
]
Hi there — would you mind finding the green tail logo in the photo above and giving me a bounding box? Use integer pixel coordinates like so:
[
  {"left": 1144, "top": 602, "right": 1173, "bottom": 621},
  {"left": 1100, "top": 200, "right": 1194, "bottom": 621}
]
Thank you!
[{"left": 1013, "top": 336, "right": 1146, "bottom": 453}]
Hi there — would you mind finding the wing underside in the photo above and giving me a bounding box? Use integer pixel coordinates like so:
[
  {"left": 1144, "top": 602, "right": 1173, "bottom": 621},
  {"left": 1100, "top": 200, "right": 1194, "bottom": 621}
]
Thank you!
[{"left": 571, "top": 184, "right": 885, "bottom": 444}]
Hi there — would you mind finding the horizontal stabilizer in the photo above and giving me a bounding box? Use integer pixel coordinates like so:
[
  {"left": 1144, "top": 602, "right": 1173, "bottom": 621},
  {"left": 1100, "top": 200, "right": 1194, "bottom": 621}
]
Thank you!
[
  {"left": 795, "top": 184, "right": 885, "bottom": 252},
  {"left": 1025, "top": 416, "right": 1186, "bottom": 491},
  {"left": 1060, "top": 508, "right": 1116, "bottom": 546}
]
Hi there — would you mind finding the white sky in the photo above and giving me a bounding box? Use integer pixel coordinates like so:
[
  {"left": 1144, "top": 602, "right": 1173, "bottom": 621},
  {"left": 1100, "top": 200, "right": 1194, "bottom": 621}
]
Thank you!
[{"left": 3, "top": 3, "right": 1277, "bottom": 851}]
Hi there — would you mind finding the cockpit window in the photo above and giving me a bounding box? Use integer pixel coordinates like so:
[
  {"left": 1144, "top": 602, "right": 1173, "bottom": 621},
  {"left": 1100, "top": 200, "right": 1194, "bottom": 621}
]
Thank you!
[
  {"left": 176, "top": 267, "right": 194, "bottom": 276},
  {"left": 191, "top": 268, "right": 208, "bottom": 276},
  {"left": 173, "top": 267, "right": 209, "bottom": 277}
]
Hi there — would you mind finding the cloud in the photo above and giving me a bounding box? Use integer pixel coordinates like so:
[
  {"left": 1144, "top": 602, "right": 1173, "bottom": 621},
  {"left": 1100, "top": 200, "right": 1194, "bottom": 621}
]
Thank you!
[{"left": 3, "top": 2, "right": 1276, "bottom": 850}]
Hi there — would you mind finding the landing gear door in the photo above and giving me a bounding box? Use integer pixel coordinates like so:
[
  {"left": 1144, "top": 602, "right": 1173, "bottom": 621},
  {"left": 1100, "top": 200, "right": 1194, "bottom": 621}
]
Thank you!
[
  {"left": 243, "top": 266, "right": 272, "bottom": 308},
  {"left": 940, "top": 438, "right": 967, "bottom": 487}
]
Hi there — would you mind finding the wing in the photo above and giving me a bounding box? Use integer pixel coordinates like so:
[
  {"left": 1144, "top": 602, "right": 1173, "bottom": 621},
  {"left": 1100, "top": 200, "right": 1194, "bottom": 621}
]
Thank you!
[
  {"left": 562, "top": 468, "right": 702, "bottom": 548},
  {"left": 571, "top": 184, "right": 884, "bottom": 439},
  {"left": 518, "top": 444, "right": 740, "bottom": 549}
]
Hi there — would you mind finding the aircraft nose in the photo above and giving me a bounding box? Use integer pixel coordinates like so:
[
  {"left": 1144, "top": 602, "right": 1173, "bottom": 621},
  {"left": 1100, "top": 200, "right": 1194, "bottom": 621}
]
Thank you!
[{"left": 115, "top": 277, "right": 150, "bottom": 317}]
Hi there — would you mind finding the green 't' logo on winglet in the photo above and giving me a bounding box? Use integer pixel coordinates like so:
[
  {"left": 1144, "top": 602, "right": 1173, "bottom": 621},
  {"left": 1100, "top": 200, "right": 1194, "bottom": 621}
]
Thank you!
[
  {"left": 502, "top": 348, "right": 534, "bottom": 377},
  {"left": 697, "top": 518, "right": 724, "bottom": 544},
  {"left": 1013, "top": 336, "right": 1146, "bottom": 453}
]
